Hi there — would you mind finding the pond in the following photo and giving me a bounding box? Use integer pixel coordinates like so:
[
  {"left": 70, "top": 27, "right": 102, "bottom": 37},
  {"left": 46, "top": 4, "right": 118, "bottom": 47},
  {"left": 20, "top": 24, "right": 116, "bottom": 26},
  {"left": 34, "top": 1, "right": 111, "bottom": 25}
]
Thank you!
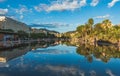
[{"left": 0, "top": 42, "right": 120, "bottom": 76}]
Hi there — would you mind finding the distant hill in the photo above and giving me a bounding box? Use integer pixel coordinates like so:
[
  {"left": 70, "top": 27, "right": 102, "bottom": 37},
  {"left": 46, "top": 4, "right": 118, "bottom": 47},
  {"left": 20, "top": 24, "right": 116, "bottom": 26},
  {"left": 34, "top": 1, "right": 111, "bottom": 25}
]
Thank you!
[{"left": 31, "top": 28, "right": 59, "bottom": 34}]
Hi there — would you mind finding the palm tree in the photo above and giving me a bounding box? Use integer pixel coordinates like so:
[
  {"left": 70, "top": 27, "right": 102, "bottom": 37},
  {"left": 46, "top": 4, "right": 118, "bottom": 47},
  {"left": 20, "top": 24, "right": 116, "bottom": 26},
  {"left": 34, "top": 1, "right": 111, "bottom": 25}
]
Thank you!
[
  {"left": 76, "top": 25, "right": 86, "bottom": 38},
  {"left": 102, "top": 19, "right": 112, "bottom": 33},
  {"left": 88, "top": 18, "right": 94, "bottom": 34}
]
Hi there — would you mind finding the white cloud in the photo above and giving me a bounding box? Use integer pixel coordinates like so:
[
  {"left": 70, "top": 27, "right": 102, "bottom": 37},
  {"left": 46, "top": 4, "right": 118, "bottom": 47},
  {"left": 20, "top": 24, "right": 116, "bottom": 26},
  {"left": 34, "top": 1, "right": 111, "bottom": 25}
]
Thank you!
[
  {"left": 94, "top": 14, "right": 110, "bottom": 19},
  {"left": 34, "top": 6, "right": 41, "bottom": 12},
  {"left": 80, "top": 0, "right": 86, "bottom": 6},
  {"left": 108, "top": 0, "right": 120, "bottom": 8},
  {"left": 0, "top": 8, "right": 8, "bottom": 15},
  {"left": 30, "top": 22, "right": 70, "bottom": 28},
  {"left": 15, "top": 5, "right": 30, "bottom": 14},
  {"left": 90, "top": 0, "right": 99, "bottom": 6},
  {"left": 20, "top": 15, "right": 24, "bottom": 19},
  {"left": 14, "top": 5, "right": 32, "bottom": 19},
  {"left": 0, "top": 0, "right": 5, "bottom": 2},
  {"left": 34, "top": 4, "right": 48, "bottom": 12},
  {"left": 34, "top": 0, "right": 87, "bottom": 12}
]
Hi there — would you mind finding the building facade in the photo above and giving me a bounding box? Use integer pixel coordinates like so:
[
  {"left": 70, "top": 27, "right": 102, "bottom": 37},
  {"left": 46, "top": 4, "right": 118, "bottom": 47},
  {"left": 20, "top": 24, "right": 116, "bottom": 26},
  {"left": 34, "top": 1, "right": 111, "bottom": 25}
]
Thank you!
[{"left": 0, "top": 16, "right": 30, "bottom": 33}]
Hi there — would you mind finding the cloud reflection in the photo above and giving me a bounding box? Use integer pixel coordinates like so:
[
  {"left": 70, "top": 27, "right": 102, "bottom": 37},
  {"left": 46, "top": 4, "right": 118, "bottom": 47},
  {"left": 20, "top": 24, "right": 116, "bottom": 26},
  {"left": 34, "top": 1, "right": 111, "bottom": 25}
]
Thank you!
[
  {"left": 106, "top": 69, "right": 115, "bottom": 76},
  {"left": 33, "top": 49, "right": 74, "bottom": 55},
  {"left": 90, "top": 70, "right": 96, "bottom": 76},
  {"left": 0, "top": 62, "right": 9, "bottom": 68},
  {"left": 35, "top": 64, "right": 85, "bottom": 76}
]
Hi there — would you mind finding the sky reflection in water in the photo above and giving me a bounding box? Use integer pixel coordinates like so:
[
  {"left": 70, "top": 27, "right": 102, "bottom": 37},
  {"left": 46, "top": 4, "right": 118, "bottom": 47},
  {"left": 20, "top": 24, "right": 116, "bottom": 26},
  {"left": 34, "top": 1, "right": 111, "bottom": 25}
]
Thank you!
[{"left": 0, "top": 44, "right": 120, "bottom": 76}]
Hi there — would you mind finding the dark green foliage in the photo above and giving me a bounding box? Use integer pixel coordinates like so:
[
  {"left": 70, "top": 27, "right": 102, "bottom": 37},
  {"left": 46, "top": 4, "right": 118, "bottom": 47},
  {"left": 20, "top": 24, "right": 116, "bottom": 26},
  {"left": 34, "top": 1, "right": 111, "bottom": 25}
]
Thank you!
[
  {"left": 75, "top": 18, "right": 120, "bottom": 42},
  {"left": 0, "top": 29, "right": 14, "bottom": 33},
  {"left": 17, "top": 30, "right": 28, "bottom": 38},
  {"left": 30, "top": 33, "right": 56, "bottom": 39}
]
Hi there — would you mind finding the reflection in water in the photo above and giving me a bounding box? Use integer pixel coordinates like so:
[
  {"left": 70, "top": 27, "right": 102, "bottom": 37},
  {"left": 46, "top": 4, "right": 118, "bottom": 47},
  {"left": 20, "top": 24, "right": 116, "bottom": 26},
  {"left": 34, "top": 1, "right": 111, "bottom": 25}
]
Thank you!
[
  {"left": 0, "top": 46, "right": 30, "bottom": 62},
  {"left": 106, "top": 69, "right": 115, "bottom": 76},
  {"left": 89, "top": 70, "right": 96, "bottom": 76},
  {"left": 0, "top": 41, "right": 58, "bottom": 67},
  {"left": 76, "top": 44, "right": 120, "bottom": 63},
  {"left": 34, "top": 65, "right": 85, "bottom": 76},
  {"left": 0, "top": 40, "right": 120, "bottom": 76}
]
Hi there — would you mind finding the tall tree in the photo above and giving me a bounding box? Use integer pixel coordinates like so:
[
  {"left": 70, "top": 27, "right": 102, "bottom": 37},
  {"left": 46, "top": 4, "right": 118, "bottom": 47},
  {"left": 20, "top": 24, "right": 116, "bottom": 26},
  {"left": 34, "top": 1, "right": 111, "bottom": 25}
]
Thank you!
[
  {"left": 88, "top": 18, "right": 94, "bottom": 35},
  {"left": 88, "top": 18, "right": 94, "bottom": 26},
  {"left": 76, "top": 25, "right": 86, "bottom": 38}
]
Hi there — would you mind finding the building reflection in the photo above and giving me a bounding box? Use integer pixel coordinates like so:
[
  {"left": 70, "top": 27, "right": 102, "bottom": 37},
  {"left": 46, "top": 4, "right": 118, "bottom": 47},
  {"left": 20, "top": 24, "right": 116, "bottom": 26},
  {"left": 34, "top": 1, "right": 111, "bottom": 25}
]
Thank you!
[
  {"left": 1, "top": 39, "right": 120, "bottom": 68},
  {"left": 0, "top": 45, "right": 31, "bottom": 67},
  {"left": 0, "top": 40, "right": 119, "bottom": 76},
  {"left": 0, "top": 40, "right": 60, "bottom": 67}
]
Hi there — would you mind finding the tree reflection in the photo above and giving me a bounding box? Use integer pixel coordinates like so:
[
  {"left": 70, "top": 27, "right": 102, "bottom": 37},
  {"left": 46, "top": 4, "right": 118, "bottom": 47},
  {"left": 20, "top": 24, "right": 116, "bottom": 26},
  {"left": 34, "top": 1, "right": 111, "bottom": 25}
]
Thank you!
[
  {"left": 76, "top": 44, "right": 120, "bottom": 63},
  {"left": 31, "top": 40, "right": 120, "bottom": 63},
  {"left": 87, "top": 55, "right": 93, "bottom": 63}
]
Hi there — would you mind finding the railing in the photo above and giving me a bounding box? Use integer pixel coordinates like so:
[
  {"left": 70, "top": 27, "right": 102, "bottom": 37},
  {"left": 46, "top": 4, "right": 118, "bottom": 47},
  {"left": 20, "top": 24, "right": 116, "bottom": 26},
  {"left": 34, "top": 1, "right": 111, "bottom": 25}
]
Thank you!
[
  {"left": 0, "top": 40, "right": 32, "bottom": 48},
  {"left": 0, "top": 38, "right": 62, "bottom": 48},
  {"left": 0, "top": 39, "right": 47, "bottom": 48}
]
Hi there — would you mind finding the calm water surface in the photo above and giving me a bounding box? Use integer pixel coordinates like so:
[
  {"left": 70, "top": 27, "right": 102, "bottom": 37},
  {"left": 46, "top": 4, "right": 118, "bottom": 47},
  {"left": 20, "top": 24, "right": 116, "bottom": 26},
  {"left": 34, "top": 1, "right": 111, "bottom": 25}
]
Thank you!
[{"left": 0, "top": 43, "right": 120, "bottom": 76}]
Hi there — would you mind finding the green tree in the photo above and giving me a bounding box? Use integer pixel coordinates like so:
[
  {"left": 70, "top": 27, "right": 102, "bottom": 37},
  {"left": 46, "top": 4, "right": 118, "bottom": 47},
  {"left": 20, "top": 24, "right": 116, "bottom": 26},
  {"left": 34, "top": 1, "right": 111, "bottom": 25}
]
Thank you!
[
  {"left": 17, "top": 30, "right": 28, "bottom": 38},
  {"left": 76, "top": 25, "right": 86, "bottom": 38},
  {"left": 88, "top": 18, "right": 94, "bottom": 34}
]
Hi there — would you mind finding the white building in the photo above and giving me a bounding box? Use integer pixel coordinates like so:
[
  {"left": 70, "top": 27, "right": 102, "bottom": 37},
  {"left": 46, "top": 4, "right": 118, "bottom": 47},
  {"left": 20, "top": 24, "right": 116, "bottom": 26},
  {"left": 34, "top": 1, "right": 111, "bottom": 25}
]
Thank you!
[{"left": 0, "top": 16, "right": 30, "bottom": 33}]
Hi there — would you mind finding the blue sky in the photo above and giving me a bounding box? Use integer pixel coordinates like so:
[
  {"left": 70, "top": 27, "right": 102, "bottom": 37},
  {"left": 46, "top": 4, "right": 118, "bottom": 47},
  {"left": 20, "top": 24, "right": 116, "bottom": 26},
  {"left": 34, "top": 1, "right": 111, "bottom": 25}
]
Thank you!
[{"left": 0, "top": 0, "right": 120, "bottom": 32}]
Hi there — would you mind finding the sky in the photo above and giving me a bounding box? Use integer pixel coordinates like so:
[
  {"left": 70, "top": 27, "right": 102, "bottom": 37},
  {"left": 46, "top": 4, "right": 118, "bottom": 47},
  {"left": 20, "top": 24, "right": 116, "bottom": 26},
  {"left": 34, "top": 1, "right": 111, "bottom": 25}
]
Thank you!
[{"left": 0, "top": 0, "right": 120, "bottom": 33}]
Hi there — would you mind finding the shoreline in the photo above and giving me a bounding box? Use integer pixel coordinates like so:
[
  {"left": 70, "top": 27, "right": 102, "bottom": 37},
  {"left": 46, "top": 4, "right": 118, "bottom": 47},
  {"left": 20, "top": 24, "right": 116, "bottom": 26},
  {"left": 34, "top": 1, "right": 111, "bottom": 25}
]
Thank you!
[{"left": 0, "top": 38, "right": 120, "bottom": 50}]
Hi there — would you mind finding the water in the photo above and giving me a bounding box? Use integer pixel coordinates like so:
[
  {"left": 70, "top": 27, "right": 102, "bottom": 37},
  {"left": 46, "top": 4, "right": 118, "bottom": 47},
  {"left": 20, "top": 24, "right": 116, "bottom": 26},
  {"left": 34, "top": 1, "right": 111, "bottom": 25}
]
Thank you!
[{"left": 0, "top": 42, "right": 120, "bottom": 76}]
